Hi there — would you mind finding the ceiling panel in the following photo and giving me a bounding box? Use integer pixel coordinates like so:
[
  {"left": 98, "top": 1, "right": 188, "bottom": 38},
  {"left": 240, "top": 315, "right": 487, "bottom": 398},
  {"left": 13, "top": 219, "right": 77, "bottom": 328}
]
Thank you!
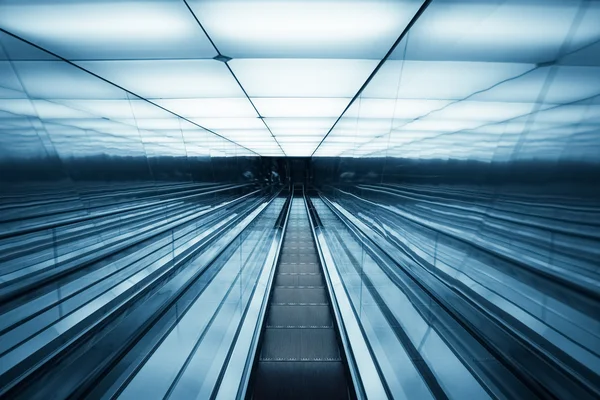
[
  {"left": 12, "top": 61, "right": 127, "bottom": 99},
  {"left": 190, "top": 118, "right": 265, "bottom": 130},
  {"left": 1, "top": 0, "right": 598, "bottom": 160},
  {"left": 78, "top": 60, "right": 245, "bottom": 99},
  {"left": 252, "top": 98, "right": 349, "bottom": 118},
  {"left": 362, "top": 60, "right": 535, "bottom": 100},
  {"left": 391, "top": 0, "right": 600, "bottom": 64},
  {"left": 187, "top": 0, "right": 423, "bottom": 59},
  {"left": 154, "top": 99, "right": 258, "bottom": 119},
  {"left": 0, "top": 0, "right": 216, "bottom": 60},
  {"left": 229, "top": 59, "right": 377, "bottom": 97}
]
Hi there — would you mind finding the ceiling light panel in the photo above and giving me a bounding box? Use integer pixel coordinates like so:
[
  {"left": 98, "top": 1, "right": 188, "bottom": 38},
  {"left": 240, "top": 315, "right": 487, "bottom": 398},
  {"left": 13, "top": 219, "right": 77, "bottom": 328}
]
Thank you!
[
  {"left": 390, "top": 0, "right": 600, "bottom": 64},
  {"left": 0, "top": 60, "right": 26, "bottom": 94},
  {"left": 276, "top": 136, "right": 323, "bottom": 143},
  {"left": 252, "top": 98, "right": 349, "bottom": 118},
  {"left": 187, "top": 0, "right": 422, "bottom": 59},
  {"left": 471, "top": 66, "right": 600, "bottom": 104},
  {"left": 281, "top": 144, "right": 319, "bottom": 157},
  {"left": 12, "top": 61, "right": 127, "bottom": 99},
  {"left": 0, "top": 0, "right": 216, "bottom": 60},
  {"left": 78, "top": 60, "right": 245, "bottom": 99},
  {"left": 229, "top": 59, "right": 377, "bottom": 98},
  {"left": 402, "top": 118, "right": 485, "bottom": 132},
  {"left": 266, "top": 118, "right": 336, "bottom": 130},
  {"left": 430, "top": 101, "right": 540, "bottom": 122},
  {"left": 56, "top": 100, "right": 174, "bottom": 120},
  {"left": 154, "top": 99, "right": 258, "bottom": 119},
  {"left": 190, "top": 118, "right": 265, "bottom": 130},
  {"left": 345, "top": 98, "right": 452, "bottom": 119},
  {"left": 213, "top": 129, "right": 274, "bottom": 141},
  {"left": 363, "top": 60, "right": 535, "bottom": 100},
  {"left": 271, "top": 129, "right": 327, "bottom": 137}
]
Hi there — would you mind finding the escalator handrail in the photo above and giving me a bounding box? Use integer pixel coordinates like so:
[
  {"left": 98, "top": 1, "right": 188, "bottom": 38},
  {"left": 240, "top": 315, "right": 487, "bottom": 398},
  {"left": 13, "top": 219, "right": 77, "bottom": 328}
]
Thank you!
[
  {"left": 304, "top": 189, "right": 389, "bottom": 400},
  {"left": 214, "top": 188, "right": 292, "bottom": 400}
]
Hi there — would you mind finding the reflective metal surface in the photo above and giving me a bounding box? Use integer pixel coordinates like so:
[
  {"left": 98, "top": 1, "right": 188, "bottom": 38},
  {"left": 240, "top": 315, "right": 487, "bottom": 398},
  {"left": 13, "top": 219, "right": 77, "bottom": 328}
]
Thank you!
[{"left": 307, "top": 184, "right": 600, "bottom": 399}]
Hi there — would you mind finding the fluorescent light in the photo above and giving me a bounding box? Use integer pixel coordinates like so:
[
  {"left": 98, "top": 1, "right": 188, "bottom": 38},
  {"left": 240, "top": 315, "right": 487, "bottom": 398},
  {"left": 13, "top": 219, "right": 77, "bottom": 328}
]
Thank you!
[
  {"left": 214, "top": 129, "right": 274, "bottom": 141},
  {"left": 0, "top": 99, "right": 36, "bottom": 117},
  {"left": 253, "top": 98, "right": 349, "bottom": 118},
  {"left": 364, "top": 60, "right": 534, "bottom": 100},
  {"left": 322, "top": 135, "right": 373, "bottom": 143},
  {"left": 190, "top": 118, "right": 265, "bottom": 130},
  {"left": 276, "top": 136, "right": 322, "bottom": 143},
  {"left": 154, "top": 98, "right": 258, "bottom": 118},
  {"left": 391, "top": 1, "right": 600, "bottom": 64},
  {"left": 345, "top": 98, "right": 451, "bottom": 119},
  {"left": 270, "top": 129, "right": 327, "bottom": 137},
  {"left": 118, "top": 118, "right": 183, "bottom": 130},
  {"left": 0, "top": 1, "right": 216, "bottom": 59},
  {"left": 187, "top": 0, "right": 422, "bottom": 58},
  {"left": 266, "top": 118, "right": 336, "bottom": 130},
  {"left": 56, "top": 100, "right": 173, "bottom": 119},
  {"left": 229, "top": 59, "right": 376, "bottom": 97},
  {"left": 402, "top": 118, "right": 484, "bottom": 132},
  {"left": 431, "top": 101, "right": 538, "bottom": 122},
  {"left": 79, "top": 60, "right": 244, "bottom": 99},
  {"left": 32, "top": 100, "right": 96, "bottom": 119},
  {"left": 14, "top": 61, "right": 127, "bottom": 99}
]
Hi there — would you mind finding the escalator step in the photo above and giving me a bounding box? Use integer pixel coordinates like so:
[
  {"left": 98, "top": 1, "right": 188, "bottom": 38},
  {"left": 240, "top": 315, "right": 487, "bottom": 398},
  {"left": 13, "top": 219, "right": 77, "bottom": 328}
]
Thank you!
[
  {"left": 260, "top": 328, "right": 341, "bottom": 361},
  {"left": 253, "top": 361, "right": 348, "bottom": 400},
  {"left": 274, "top": 273, "right": 323, "bottom": 286},
  {"left": 271, "top": 287, "right": 328, "bottom": 304},
  {"left": 267, "top": 305, "right": 333, "bottom": 327},
  {"left": 278, "top": 263, "right": 320, "bottom": 273}
]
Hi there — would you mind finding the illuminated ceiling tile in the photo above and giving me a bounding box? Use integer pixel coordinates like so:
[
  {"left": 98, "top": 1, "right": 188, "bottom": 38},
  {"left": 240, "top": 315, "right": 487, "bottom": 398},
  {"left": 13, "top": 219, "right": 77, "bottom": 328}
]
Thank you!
[
  {"left": 271, "top": 129, "right": 327, "bottom": 137},
  {"left": 79, "top": 60, "right": 243, "bottom": 99},
  {"left": 281, "top": 144, "right": 319, "bottom": 156},
  {"left": 266, "top": 118, "right": 336, "bottom": 130},
  {"left": 32, "top": 100, "right": 97, "bottom": 119},
  {"left": 252, "top": 98, "right": 349, "bottom": 118},
  {"left": 345, "top": 98, "right": 452, "bottom": 120},
  {"left": 229, "top": 59, "right": 377, "bottom": 97},
  {"left": 13, "top": 61, "right": 127, "bottom": 99},
  {"left": 0, "top": 0, "right": 216, "bottom": 59},
  {"left": 188, "top": 0, "right": 422, "bottom": 58},
  {"left": 118, "top": 118, "right": 183, "bottom": 130},
  {"left": 402, "top": 118, "right": 484, "bottom": 132},
  {"left": 535, "top": 105, "right": 600, "bottom": 124},
  {"left": 276, "top": 136, "right": 323, "bottom": 143},
  {"left": 190, "top": 118, "right": 265, "bottom": 130},
  {"left": 431, "top": 101, "right": 539, "bottom": 122},
  {"left": 471, "top": 66, "right": 600, "bottom": 104},
  {"left": 391, "top": 0, "right": 600, "bottom": 64},
  {"left": 543, "top": 66, "right": 600, "bottom": 104},
  {"left": 366, "top": 60, "right": 534, "bottom": 100},
  {"left": 56, "top": 100, "right": 173, "bottom": 120},
  {"left": 154, "top": 99, "right": 258, "bottom": 118},
  {"left": 214, "top": 129, "right": 274, "bottom": 141},
  {"left": 0, "top": 99, "right": 36, "bottom": 117},
  {"left": 336, "top": 118, "right": 394, "bottom": 130}
]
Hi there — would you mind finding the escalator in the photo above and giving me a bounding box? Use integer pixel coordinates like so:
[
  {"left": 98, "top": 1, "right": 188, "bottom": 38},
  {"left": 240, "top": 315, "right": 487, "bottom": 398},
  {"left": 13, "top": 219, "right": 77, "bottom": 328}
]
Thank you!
[{"left": 249, "top": 188, "right": 353, "bottom": 399}]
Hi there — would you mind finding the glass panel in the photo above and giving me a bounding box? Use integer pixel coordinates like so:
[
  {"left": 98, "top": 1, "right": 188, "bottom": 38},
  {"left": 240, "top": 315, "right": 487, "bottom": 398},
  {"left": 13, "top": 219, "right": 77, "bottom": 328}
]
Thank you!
[
  {"left": 0, "top": 0, "right": 216, "bottom": 60},
  {"left": 187, "top": 0, "right": 423, "bottom": 58}
]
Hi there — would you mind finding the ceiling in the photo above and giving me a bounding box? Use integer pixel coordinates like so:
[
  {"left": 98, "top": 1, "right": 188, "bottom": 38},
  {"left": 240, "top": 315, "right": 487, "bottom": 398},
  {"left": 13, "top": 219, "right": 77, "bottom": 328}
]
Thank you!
[{"left": 0, "top": 0, "right": 599, "bottom": 160}]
